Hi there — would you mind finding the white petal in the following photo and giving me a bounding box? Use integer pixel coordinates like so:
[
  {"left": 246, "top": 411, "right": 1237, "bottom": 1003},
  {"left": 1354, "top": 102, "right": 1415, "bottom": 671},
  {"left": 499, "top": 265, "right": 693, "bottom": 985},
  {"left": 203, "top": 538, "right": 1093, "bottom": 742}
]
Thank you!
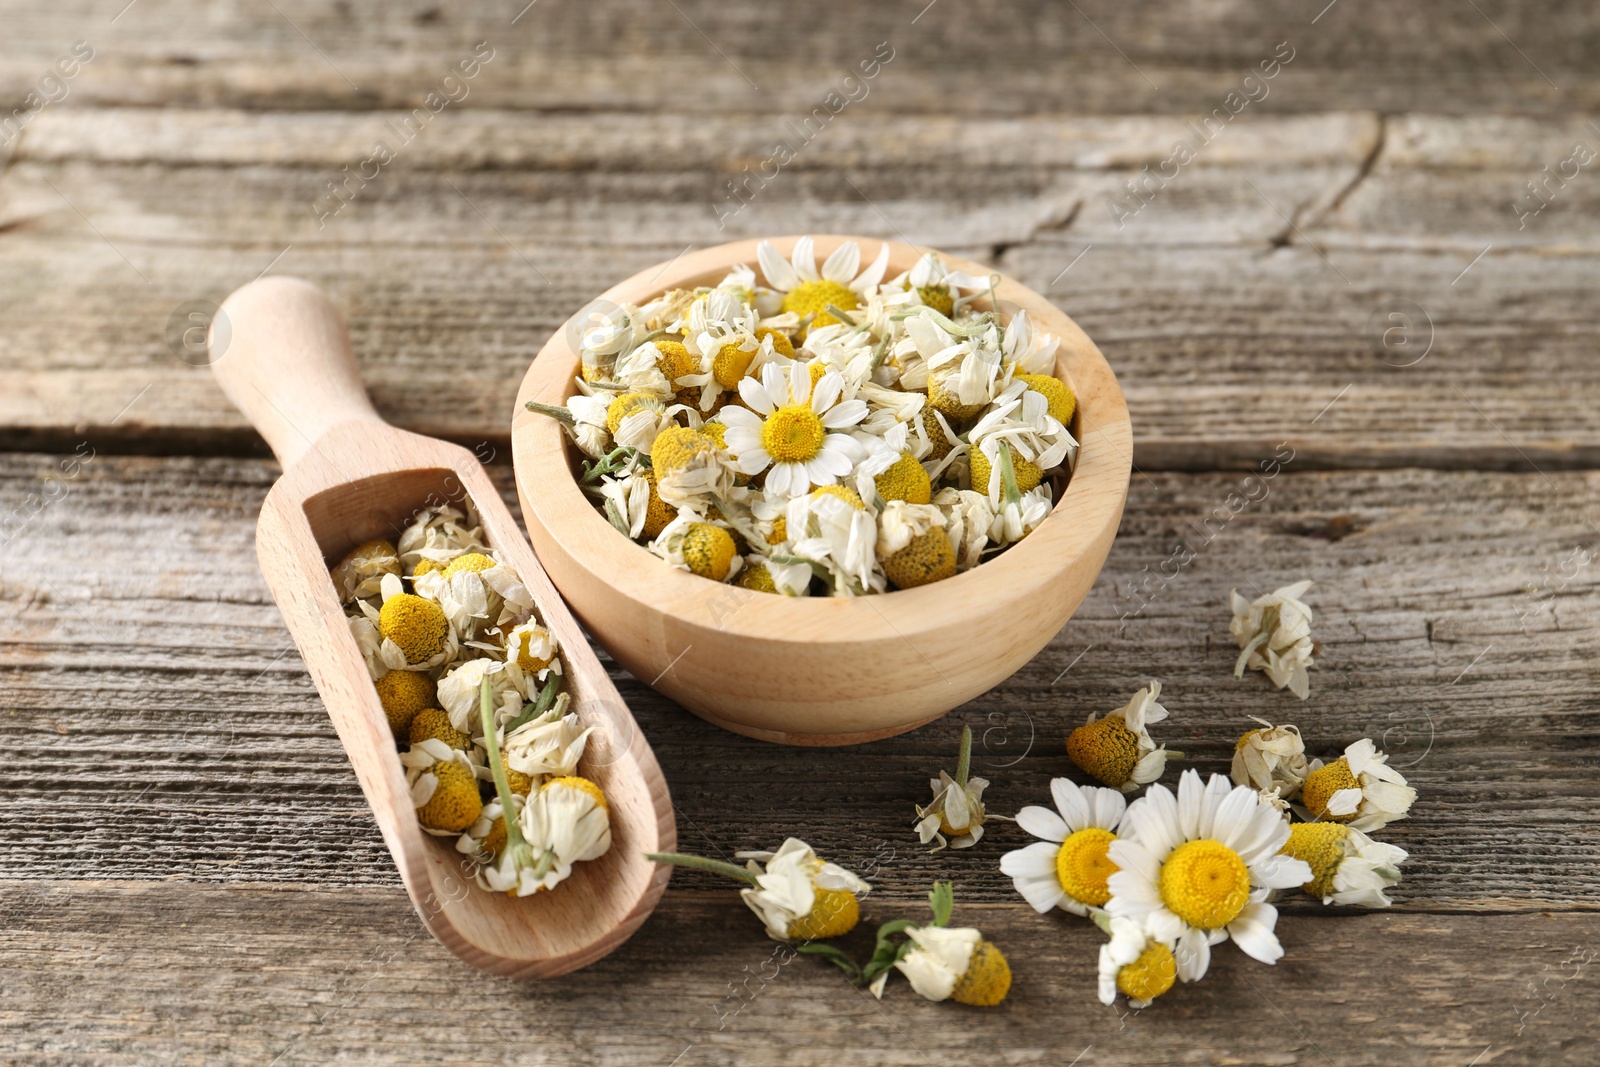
[
  {"left": 739, "top": 375, "right": 776, "bottom": 415},
  {"left": 821, "top": 398, "right": 868, "bottom": 429},
  {"left": 1174, "top": 926, "right": 1212, "bottom": 982},
  {"left": 1050, "top": 779, "right": 1092, "bottom": 832},
  {"left": 1086, "top": 786, "right": 1128, "bottom": 832},
  {"left": 1228, "top": 901, "right": 1284, "bottom": 964},
  {"left": 820, "top": 241, "right": 859, "bottom": 283},
  {"left": 1016, "top": 804, "right": 1068, "bottom": 843},
  {"left": 758, "top": 240, "right": 800, "bottom": 292},
  {"left": 810, "top": 373, "right": 842, "bottom": 413},
  {"left": 854, "top": 241, "right": 891, "bottom": 291},
  {"left": 792, "top": 236, "right": 818, "bottom": 282}
]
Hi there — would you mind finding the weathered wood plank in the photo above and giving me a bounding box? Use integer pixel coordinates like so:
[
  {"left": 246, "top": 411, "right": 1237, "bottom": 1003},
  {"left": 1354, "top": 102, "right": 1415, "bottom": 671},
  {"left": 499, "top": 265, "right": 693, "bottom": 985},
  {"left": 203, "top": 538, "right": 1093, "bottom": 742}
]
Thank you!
[
  {"left": 1, "top": 137, "right": 1598, "bottom": 467},
  {"left": 1, "top": 883, "right": 1595, "bottom": 1066},
  {"left": 2, "top": 0, "right": 1598, "bottom": 115},
  {"left": 1, "top": 454, "right": 1595, "bottom": 907}
]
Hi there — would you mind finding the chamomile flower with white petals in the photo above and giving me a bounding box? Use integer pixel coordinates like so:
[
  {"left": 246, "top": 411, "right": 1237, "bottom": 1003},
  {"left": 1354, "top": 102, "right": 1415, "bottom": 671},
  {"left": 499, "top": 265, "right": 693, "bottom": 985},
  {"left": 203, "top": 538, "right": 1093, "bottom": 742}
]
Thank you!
[
  {"left": 348, "top": 613, "right": 386, "bottom": 680},
  {"left": 1095, "top": 913, "right": 1178, "bottom": 1009},
  {"left": 999, "top": 308, "right": 1060, "bottom": 375},
  {"left": 719, "top": 362, "right": 868, "bottom": 496},
  {"left": 1299, "top": 738, "right": 1417, "bottom": 831},
  {"left": 515, "top": 776, "right": 611, "bottom": 893},
  {"left": 933, "top": 487, "right": 996, "bottom": 571},
  {"left": 436, "top": 657, "right": 528, "bottom": 734},
  {"left": 757, "top": 237, "right": 891, "bottom": 331},
  {"left": 564, "top": 391, "right": 614, "bottom": 458},
  {"left": 786, "top": 487, "right": 882, "bottom": 595},
  {"left": 889, "top": 252, "right": 991, "bottom": 316},
  {"left": 1000, "top": 778, "right": 1127, "bottom": 916},
  {"left": 1065, "top": 680, "right": 1178, "bottom": 792},
  {"left": 1231, "top": 718, "right": 1311, "bottom": 801},
  {"left": 914, "top": 726, "right": 990, "bottom": 851},
  {"left": 1279, "top": 822, "right": 1408, "bottom": 907},
  {"left": 1107, "top": 770, "right": 1312, "bottom": 982},
  {"left": 734, "top": 838, "right": 872, "bottom": 942},
  {"left": 990, "top": 484, "right": 1053, "bottom": 546},
  {"left": 894, "top": 925, "right": 1013, "bottom": 1006},
  {"left": 1231, "top": 579, "right": 1317, "bottom": 699},
  {"left": 502, "top": 712, "right": 591, "bottom": 778},
  {"left": 332, "top": 539, "right": 399, "bottom": 602}
]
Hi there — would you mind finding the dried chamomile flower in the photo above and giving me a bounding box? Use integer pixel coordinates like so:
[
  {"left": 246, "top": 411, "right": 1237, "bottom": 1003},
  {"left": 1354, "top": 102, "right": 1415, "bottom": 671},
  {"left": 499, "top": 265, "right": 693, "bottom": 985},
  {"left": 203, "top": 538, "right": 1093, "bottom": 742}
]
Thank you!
[
  {"left": 436, "top": 658, "right": 528, "bottom": 734},
  {"left": 758, "top": 235, "right": 890, "bottom": 333},
  {"left": 647, "top": 838, "right": 872, "bottom": 942},
  {"left": 333, "top": 539, "right": 400, "bottom": 602},
  {"left": 1001, "top": 778, "right": 1127, "bottom": 916},
  {"left": 896, "top": 925, "right": 1012, "bottom": 1007},
  {"left": 396, "top": 504, "right": 488, "bottom": 577},
  {"left": 785, "top": 486, "right": 881, "bottom": 595},
  {"left": 1106, "top": 770, "right": 1311, "bottom": 982},
  {"left": 1299, "top": 738, "right": 1417, "bottom": 831},
  {"left": 719, "top": 363, "right": 869, "bottom": 497},
  {"left": 1230, "top": 718, "right": 1310, "bottom": 801},
  {"left": 933, "top": 487, "right": 996, "bottom": 571},
  {"left": 1279, "top": 822, "right": 1408, "bottom": 907},
  {"left": 373, "top": 668, "right": 435, "bottom": 737},
  {"left": 1230, "top": 579, "right": 1316, "bottom": 699},
  {"left": 512, "top": 776, "right": 612, "bottom": 893},
  {"left": 376, "top": 580, "right": 451, "bottom": 667},
  {"left": 409, "top": 706, "right": 471, "bottom": 750},
  {"left": 877, "top": 500, "right": 955, "bottom": 590},
  {"left": 1066, "top": 680, "right": 1180, "bottom": 792},
  {"left": 1094, "top": 912, "right": 1177, "bottom": 1009},
  {"left": 652, "top": 514, "right": 742, "bottom": 582},
  {"left": 914, "top": 726, "right": 990, "bottom": 851},
  {"left": 505, "top": 620, "right": 558, "bottom": 676},
  {"left": 502, "top": 711, "right": 592, "bottom": 779},
  {"left": 401, "top": 739, "right": 483, "bottom": 834}
]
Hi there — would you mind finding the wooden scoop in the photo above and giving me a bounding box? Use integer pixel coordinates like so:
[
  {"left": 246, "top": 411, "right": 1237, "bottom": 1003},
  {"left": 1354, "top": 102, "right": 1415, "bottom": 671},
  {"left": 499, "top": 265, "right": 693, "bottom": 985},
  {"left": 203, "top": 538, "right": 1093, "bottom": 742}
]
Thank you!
[{"left": 210, "top": 276, "right": 674, "bottom": 978}]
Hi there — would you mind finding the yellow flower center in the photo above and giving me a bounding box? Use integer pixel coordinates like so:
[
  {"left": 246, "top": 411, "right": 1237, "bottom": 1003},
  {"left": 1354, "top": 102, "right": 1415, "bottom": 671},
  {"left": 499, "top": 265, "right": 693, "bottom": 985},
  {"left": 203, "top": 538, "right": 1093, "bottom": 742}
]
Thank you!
[
  {"left": 736, "top": 562, "right": 777, "bottom": 593},
  {"left": 755, "top": 326, "right": 795, "bottom": 359},
  {"left": 927, "top": 378, "right": 987, "bottom": 424},
  {"left": 762, "top": 404, "right": 827, "bottom": 463},
  {"left": 377, "top": 593, "right": 449, "bottom": 664},
  {"left": 641, "top": 471, "right": 677, "bottom": 539},
  {"left": 480, "top": 813, "right": 508, "bottom": 860},
  {"left": 544, "top": 774, "right": 609, "bottom": 812},
  {"left": 512, "top": 626, "right": 554, "bottom": 672},
  {"left": 1116, "top": 942, "right": 1177, "bottom": 1003},
  {"left": 787, "top": 886, "right": 859, "bottom": 940},
  {"left": 408, "top": 707, "right": 470, "bottom": 751},
  {"left": 1065, "top": 716, "right": 1141, "bottom": 788},
  {"left": 1158, "top": 839, "right": 1251, "bottom": 930},
  {"left": 418, "top": 760, "right": 483, "bottom": 833},
  {"left": 412, "top": 557, "right": 443, "bottom": 577},
  {"left": 921, "top": 405, "right": 956, "bottom": 460},
  {"left": 649, "top": 425, "right": 715, "bottom": 477},
  {"left": 766, "top": 515, "right": 788, "bottom": 545},
  {"left": 1302, "top": 757, "right": 1361, "bottom": 822},
  {"left": 373, "top": 669, "right": 435, "bottom": 736},
  {"left": 653, "top": 339, "right": 697, "bottom": 393},
  {"left": 874, "top": 451, "right": 932, "bottom": 504},
  {"left": 606, "top": 390, "right": 663, "bottom": 434},
  {"left": 952, "top": 940, "right": 1012, "bottom": 1006},
  {"left": 1280, "top": 821, "right": 1351, "bottom": 899},
  {"left": 1054, "top": 827, "right": 1118, "bottom": 907},
  {"left": 1015, "top": 372, "right": 1077, "bottom": 426},
  {"left": 781, "top": 279, "right": 859, "bottom": 330},
  {"left": 917, "top": 285, "right": 954, "bottom": 317},
  {"left": 441, "top": 551, "right": 495, "bottom": 579},
  {"left": 712, "top": 341, "right": 756, "bottom": 389},
  {"left": 882, "top": 530, "right": 958, "bottom": 590},
  {"left": 682, "top": 522, "right": 737, "bottom": 581},
  {"left": 811, "top": 484, "right": 864, "bottom": 509}
]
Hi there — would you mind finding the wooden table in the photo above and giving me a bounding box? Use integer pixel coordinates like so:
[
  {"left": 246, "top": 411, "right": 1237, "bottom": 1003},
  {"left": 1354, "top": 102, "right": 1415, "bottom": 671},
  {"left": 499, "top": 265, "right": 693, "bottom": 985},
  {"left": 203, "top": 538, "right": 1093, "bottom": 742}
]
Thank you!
[{"left": 3, "top": 2, "right": 1598, "bottom": 1063}]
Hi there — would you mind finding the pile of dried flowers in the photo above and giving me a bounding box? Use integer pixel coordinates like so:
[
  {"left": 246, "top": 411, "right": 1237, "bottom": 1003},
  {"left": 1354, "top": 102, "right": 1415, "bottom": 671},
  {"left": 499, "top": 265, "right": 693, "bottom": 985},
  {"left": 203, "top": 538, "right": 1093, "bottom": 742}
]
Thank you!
[
  {"left": 332, "top": 504, "right": 610, "bottom": 897},
  {"left": 528, "top": 237, "right": 1079, "bottom": 596}
]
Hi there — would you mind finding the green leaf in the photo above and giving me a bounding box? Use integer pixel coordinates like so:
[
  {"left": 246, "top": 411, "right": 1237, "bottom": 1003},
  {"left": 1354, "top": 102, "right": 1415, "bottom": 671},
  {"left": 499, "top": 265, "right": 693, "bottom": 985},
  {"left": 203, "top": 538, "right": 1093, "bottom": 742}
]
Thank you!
[{"left": 928, "top": 881, "right": 955, "bottom": 927}]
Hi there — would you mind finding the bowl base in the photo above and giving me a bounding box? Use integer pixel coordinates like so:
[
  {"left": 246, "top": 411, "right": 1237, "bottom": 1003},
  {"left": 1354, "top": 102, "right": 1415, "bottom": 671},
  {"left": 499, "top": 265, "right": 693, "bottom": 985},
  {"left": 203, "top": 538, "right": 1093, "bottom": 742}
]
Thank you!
[{"left": 686, "top": 706, "right": 948, "bottom": 746}]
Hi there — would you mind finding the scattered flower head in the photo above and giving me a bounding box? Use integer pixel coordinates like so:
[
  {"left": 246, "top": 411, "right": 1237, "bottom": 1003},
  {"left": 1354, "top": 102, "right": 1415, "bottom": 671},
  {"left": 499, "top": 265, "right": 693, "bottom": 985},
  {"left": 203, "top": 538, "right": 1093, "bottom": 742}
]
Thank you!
[
  {"left": 914, "top": 725, "right": 991, "bottom": 851},
  {"left": 1230, "top": 718, "right": 1310, "bottom": 801},
  {"left": 1066, "top": 680, "right": 1180, "bottom": 792},
  {"left": 647, "top": 838, "right": 871, "bottom": 943},
  {"left": 1279, "top": 822, "right": 1408, "bottom": 907},
  {"left": 1299, "top": 738, "right": 1417, "bottom": 831},
  {"left": 1231, "top": 580, "right": 1316, "bottom": 698},
  {"left": 1095, "top": 912, "right": 1178, "bottom": 1009},
  {"left": 1000, "top": 778, "right": 1126, "bottom": 916}
]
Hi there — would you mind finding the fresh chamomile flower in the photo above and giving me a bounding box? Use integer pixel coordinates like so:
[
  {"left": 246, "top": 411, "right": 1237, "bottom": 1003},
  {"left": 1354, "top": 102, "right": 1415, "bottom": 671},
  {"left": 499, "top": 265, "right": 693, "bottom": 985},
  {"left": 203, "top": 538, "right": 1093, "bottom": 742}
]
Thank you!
[
  {"left": 1279, "top": 822, "right": 1408, "bottom": 907},
  {"left": 1065, "top": 680, "right": 1179, "bottom": 792},
  {"left": 503, "top": 711, "right": 593, "bottom": 778},
  {"left": 333, "top": 539, "right": 400, "bottom": 602},
  {"left": 401, "top": 739, "right": 484, "bottom": 835},
  {"left": 648, "top": 838, "right": 872, "bottom": 942},
  {"left": 1299, "top": 738, "right": 1417, "bottom": 831},
  {"left": 757, "top": 237, "right": 891, "bottom": 332},
  {"left": 1000, "top": 778, "right": 1127, "bottom": 916},
  {"left": 1231, "top": 718, "right": 1310, "bottom": 801},
  {"left": 895, "top": 925, "right": 1013, "bottom": 1007},
  {"left": 719, "top": 362, "right": 868, "bottom": 497},
  {"left": 1106, "top": 769, "right": 1312, "bottom": 982},
  {"left": 1230, "top": 579, "right": 1317, "bottom": 699},
  {"left": 914, "top": 726, "right": 992, "bottom": 851},
  {"left": 1094, "top": 912, "right": 1178, "bottom": 1009}
]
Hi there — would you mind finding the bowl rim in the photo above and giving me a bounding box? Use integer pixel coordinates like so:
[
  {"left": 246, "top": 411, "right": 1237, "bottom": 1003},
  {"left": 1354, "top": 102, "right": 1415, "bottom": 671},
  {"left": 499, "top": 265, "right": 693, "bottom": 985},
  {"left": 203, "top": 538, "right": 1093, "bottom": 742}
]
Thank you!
[{"left": 512, "top": 235, "right": 1132, "bottom": 647}]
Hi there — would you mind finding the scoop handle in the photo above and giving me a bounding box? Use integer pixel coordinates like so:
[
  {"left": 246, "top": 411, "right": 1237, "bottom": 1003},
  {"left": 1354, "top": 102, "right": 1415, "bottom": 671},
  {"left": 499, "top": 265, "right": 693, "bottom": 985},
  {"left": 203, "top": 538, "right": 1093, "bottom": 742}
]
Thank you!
[{"left": 210, "top": 276, "right": 385, "bottom": 469}]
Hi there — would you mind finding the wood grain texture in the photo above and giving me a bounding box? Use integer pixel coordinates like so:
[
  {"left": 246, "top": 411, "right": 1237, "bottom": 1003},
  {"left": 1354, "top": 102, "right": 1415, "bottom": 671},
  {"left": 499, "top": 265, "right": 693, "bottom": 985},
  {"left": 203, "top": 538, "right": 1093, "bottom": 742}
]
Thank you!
[
  {"left": 2, "top": 454, "right": 1595, "bottom": 907},
  {"left": 2, "top": 0, "right": 1598, "bottom": 115},
  {"left": 2, "top": 882, "right": 1597, "bottom": 1067},
  {"left": 0, "top": 109, "right": 1596, "bottom": 467}
]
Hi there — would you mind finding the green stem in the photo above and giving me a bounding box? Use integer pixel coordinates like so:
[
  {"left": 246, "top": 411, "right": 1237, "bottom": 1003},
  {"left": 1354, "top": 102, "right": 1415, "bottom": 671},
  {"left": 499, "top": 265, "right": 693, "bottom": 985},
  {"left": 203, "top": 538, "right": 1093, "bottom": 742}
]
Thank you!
[
  {"left": 645, "top": 851, "right": 760, "bottom": 884},
  {"left": 524, "top": 401, "right": 575, "bottom": 425},
  {"left": 480, "top": 677, "right": 535, "bottom": 864},
  {"left": 824, "top": 303, "right": 860, "bottom": 328},
  {"left": 954, "top": 725, "right": 972, "bottom": 789}
]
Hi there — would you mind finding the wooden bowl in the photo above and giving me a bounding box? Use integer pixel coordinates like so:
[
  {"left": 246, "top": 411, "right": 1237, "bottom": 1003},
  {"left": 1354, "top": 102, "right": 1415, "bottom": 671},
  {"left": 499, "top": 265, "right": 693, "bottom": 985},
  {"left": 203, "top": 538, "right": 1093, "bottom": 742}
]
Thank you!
[{"left": 512, "top": 236, "right": 1131, "bottom": 745}]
